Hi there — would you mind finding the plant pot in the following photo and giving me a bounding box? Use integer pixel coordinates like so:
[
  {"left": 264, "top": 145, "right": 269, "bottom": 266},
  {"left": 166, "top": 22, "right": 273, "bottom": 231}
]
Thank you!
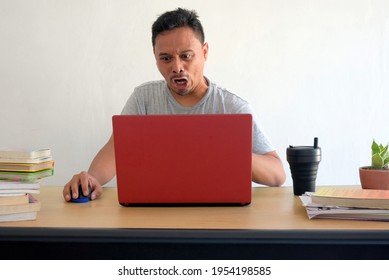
[{"left": 359, "top": 166, "right": 389, "bottom": 190}]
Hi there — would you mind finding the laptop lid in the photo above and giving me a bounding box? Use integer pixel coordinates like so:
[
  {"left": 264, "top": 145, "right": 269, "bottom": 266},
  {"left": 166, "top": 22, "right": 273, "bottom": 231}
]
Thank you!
[{"left": 112, "top": 114, "right": 252, "bottom": 206}]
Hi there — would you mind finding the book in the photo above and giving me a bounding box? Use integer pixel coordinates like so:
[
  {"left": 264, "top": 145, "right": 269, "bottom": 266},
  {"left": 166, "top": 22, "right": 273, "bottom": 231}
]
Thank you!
[
  {"left": 0, "top": 194, "right": 40, "bottom": 215},
  {"left": 0, "top": 156, "right": 53, "bottom": 164},
  {"left": 0, "top": 180, "right": 40, "bottom": 190},
  {"left": 0, "top": 211, "right": 37, "bottom": 222},
  {"left": 0, "top": 168, "right": 54, "bottom": 181},
  {"left": 300, "top": 194, "right": 389, "bottom": 221},
  {"left": 0, "top": 180, "right": 40, "bottom": 195},
  {"left": 0, "top": 160, "right": 54, "bottom": 172},
  {"left": 0, "top": 148, "right": 51, "bottom": 159},
  {"left": 0, "top": 189, "right": 40, "bottom": 195},
  {"left": 0, "top": 194, "right": 29, "bottom": 206},
  {"left": 311, "top": 187, "right": 389, "bottom": 210}
]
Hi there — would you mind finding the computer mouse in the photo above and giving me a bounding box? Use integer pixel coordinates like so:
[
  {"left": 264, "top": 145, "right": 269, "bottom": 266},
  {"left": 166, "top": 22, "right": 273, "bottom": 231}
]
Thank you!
[{"left": 70, "top": 185, "right": 91, "bottom": 203}]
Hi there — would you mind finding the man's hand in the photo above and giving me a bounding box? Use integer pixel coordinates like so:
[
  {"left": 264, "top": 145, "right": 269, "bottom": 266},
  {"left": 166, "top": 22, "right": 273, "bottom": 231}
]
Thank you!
[{"left": 63, "top": 171, "right": 103, "bottom": 201}]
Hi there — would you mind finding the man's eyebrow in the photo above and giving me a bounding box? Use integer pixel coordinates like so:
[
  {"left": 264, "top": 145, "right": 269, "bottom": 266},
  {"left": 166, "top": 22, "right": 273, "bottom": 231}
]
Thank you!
[
  {"left": 158, "top": 52, "right": 171, "bottom": 57},
  {"left": 158, "top": 49, "right": 194, "bottom": 56},
  {"left": 180, "top": 49, "right": 194, "bottom": 53}
]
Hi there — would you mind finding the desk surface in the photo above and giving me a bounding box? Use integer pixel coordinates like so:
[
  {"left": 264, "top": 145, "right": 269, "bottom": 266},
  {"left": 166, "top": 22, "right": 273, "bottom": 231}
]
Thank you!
[
  {"left": 2, "top": 185, "right": 389, "bottom": 230},
  {"left": 2, "top": 186, "right": 389, "bottom": 259}
]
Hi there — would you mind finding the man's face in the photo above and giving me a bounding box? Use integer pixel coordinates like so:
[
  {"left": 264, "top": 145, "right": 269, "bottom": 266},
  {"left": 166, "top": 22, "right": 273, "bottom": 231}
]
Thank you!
[{"left": 153, "top": 27, "right": 208, "bottom": 98}]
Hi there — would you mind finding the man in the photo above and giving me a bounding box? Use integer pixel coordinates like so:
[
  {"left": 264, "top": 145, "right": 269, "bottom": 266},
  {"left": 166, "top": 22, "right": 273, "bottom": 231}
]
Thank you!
[{"left": 63, "top": 8, "right": 285, "bottom": 201}]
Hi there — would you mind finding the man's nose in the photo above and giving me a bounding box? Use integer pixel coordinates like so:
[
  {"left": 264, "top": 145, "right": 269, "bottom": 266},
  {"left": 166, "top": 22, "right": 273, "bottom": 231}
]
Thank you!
[{"left": 172, "top": 59, "right": 184, "bottom": 73}]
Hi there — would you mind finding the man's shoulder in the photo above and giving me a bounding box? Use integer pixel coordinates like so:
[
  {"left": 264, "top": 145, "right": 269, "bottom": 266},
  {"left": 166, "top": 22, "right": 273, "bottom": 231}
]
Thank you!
[
  {"left": 135, "top": 80, "right": 166, "bottom": 91},
  {"left": 209, "top": 80, "right": 248, "bottom": 104}
]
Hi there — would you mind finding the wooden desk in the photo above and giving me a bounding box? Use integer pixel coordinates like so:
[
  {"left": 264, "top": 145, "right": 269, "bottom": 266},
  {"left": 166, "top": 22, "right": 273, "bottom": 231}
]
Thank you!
[{"left": 1, "top": 186, "right": 389, "bottom": 259}]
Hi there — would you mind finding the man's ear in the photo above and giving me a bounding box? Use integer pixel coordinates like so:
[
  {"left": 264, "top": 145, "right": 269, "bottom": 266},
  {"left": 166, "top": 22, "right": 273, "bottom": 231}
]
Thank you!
[{"left": 203, "top": 42, "right": 209, "bottom": 60}]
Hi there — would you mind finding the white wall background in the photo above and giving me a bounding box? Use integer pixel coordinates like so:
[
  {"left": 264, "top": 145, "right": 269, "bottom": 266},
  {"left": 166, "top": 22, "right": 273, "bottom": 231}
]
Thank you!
[{"left": 0, "top": 0, "right": 388, "bottom": 187}]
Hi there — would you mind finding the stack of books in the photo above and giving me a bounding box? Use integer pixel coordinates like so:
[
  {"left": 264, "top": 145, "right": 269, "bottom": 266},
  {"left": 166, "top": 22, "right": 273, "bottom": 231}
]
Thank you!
[
  {"left": 300, "top": 187, "right": 389, "bottom": 221},
  {"left": 0, "top": 148, "right": 54, "bottom": 222}
]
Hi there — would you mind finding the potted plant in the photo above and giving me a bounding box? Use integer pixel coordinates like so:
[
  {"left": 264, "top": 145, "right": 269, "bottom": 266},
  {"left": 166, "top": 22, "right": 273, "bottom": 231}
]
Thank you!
[{"left": 359, "top": 140, "right": 389, "bottom": 189}]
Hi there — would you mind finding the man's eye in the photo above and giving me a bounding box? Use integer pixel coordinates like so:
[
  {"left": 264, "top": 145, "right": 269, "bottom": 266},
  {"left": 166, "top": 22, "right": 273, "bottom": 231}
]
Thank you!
[
  {"left": 181, "top": 53, "right": 192, "bottom": 60},
  {"left": 160, "top": 56, "right": 171, "bottom": 62}
]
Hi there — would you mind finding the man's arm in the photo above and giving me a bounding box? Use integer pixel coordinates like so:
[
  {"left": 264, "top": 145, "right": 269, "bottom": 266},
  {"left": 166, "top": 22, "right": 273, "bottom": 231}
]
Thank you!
[
  {"left": 87, "top": 134, "right": 116, "bottom": 186},
  {"left": 252, "top": 151, "right": 286, "bottom": 186},
  {"left": 63, "top": 134, "right": 116, "bottom": 201}
]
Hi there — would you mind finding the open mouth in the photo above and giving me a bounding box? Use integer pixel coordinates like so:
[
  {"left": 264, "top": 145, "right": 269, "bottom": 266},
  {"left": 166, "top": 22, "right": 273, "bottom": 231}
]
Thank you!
[
  {"left": 173, "top": 77, "right": 188, "bottom": 85},
  {"left": 171, "top": 77, "right": 189, "bottom": 91}
]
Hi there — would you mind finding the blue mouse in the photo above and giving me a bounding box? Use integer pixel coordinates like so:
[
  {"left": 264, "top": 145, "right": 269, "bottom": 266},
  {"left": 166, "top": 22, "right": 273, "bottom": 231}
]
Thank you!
[{"left": 70, "top": 185, "right": 91, "bottom": 203}]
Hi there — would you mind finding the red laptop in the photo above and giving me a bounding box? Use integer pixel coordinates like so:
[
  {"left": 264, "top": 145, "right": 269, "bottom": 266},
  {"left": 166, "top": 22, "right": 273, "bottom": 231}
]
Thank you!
[{"left": 112, "top": 114, "right": 252, "bottom": 206}]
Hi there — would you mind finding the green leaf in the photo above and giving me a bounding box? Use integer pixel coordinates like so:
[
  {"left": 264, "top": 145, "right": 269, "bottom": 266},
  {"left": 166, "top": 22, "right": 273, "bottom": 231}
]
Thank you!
[
  {"left": 372, "top": 153, "right": 384, "bottom": 168},
  {"left": 380, "top": 145, "right": 388, "bottom": 157},
  {"left": 372, "top": 140, "right": 380, "bottom": 155}
]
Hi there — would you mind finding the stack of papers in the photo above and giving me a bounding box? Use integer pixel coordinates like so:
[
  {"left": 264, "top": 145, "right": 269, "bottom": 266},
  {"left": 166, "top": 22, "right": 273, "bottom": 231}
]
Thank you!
[{"left": 300, "top": 189, "right": 389, "bottom": 221}]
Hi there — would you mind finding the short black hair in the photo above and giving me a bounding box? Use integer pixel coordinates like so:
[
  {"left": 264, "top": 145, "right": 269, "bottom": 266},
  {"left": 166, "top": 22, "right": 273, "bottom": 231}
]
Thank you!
[{"left": 151, "top": 8, "right": 205, "bottom": 48}]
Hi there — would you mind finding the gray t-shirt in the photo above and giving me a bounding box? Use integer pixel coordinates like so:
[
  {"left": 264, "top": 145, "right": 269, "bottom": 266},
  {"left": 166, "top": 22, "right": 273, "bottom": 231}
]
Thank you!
[{"left": 121, "top": 79, "right": 274, "bottom": 154}]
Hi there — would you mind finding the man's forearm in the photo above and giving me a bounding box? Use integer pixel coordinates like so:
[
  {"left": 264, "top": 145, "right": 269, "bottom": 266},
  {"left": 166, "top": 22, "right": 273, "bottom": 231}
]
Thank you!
[
  {"left": 252, "top": 151, "right": 286, "bottom": 186},
  {"left": 88, "top": 135, "right": 116, "bottom": 186}
]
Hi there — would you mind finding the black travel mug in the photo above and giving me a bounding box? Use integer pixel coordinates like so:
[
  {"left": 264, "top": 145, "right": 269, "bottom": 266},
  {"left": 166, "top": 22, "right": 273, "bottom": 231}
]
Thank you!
[{"left": 287, "top": 138, "right": 321, "bottom": 195}]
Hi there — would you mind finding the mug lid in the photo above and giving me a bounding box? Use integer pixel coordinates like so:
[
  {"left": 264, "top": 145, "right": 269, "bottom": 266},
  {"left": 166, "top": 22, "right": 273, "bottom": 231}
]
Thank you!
[{"left": 287, "top": 146, "right": 321, "bottom": 156}]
